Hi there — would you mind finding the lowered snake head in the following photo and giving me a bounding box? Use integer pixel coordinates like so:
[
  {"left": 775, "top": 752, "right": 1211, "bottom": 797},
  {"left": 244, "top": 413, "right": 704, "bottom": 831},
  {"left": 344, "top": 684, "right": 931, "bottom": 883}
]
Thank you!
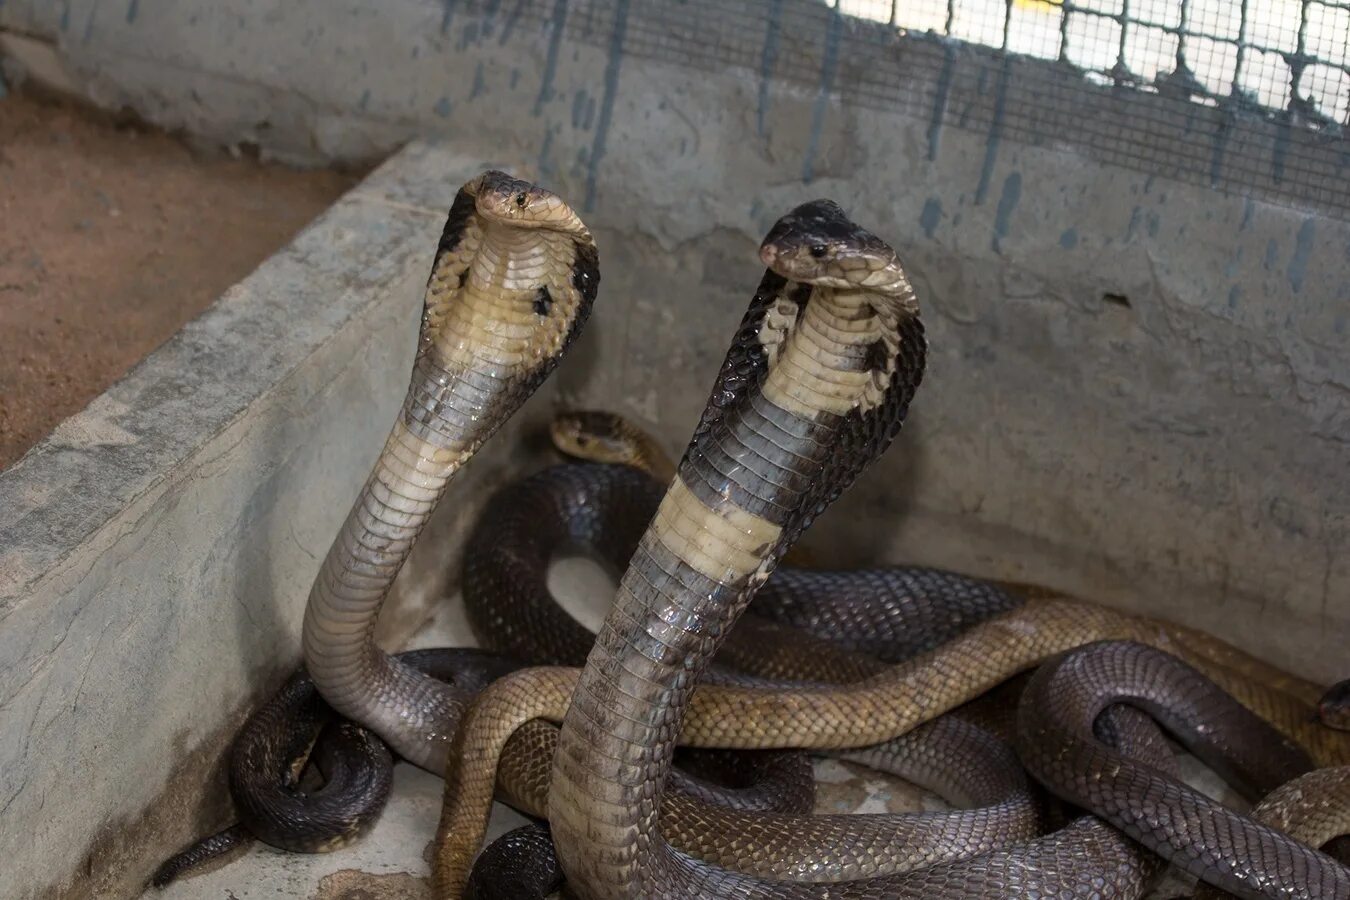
[
  {"left": 1320, "top": 679, "right": 1350, "bottom": 731},
  {"left": 550, "top": 410, "right": 637, "bottom": 465}
]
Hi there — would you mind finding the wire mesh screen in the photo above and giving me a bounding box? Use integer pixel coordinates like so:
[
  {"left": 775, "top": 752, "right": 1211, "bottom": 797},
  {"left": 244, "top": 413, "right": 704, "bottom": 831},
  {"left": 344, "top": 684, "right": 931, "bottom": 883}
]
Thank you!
[
  {"left": 835, "top": 0, "right": 1350, "bottom": 126},
  {"left": 458, "top": 0, "right": 1350, "bottom": 217}
]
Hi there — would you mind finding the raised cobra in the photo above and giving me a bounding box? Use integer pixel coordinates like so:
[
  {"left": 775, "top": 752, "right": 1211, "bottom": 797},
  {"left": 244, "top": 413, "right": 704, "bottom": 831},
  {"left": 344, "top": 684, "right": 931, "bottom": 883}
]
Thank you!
[
  {"left": 152, "top": 171, "right": 600, "bottom": 885},
  {"left": 434, "top": 201, "right": 1349, "bottom": 898},
  {"left": 298, "top": 169, "right": 600, "bottom": 773}
]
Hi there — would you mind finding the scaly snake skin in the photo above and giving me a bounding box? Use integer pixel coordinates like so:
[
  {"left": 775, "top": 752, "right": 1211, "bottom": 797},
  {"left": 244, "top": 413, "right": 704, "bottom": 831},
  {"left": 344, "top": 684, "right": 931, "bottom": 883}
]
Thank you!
[
  {"left": 1018, "top": 640, "right": 1349, "bottom": 900},
  {"left": 299, "top": 170, "right": 598, "bottom": 774},
  {"left": 152, "top": 171, "right": 597, "bottom": 884},
  {"left": 433, "top": 202, "right": 1350, "bottom": 898}
]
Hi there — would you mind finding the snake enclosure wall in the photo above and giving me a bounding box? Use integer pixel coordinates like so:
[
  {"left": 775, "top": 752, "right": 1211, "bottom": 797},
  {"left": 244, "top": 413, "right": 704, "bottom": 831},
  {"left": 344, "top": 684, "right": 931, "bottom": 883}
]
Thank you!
[{"left": 0, "top": 0, "right": 1346, "bottom": 897}]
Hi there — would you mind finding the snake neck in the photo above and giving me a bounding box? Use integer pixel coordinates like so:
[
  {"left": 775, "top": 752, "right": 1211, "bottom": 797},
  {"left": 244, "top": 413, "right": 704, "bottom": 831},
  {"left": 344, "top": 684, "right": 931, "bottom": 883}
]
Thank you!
[
  {"left": 548, "top": 283, "right": 908, "bottom": 898},
  {"left": 301, "top": 221, "right": 582, "bottom": 772}
]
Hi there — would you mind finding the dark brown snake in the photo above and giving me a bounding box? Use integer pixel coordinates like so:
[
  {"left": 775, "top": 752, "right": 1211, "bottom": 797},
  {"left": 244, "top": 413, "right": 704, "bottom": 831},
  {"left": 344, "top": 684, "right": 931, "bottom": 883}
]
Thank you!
[
  {"left": 152, "top": 170, "right": 603, "bottom": 884},
  {"left": 432, "top": 201, "right": 1350, "bottom": 898},
  {"left": 151, "top": 178, "right": 1347, "bottom": 896}
]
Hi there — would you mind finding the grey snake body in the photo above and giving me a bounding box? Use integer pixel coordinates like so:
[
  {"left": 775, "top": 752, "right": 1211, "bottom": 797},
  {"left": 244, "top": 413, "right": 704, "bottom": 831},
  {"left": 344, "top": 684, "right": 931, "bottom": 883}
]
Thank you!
[
  {"left": 435, "top": 201, "right": 1350, "bottom": 899},
  {"left": 149, "top": 177, "right": 1348, "bottom": 898}
]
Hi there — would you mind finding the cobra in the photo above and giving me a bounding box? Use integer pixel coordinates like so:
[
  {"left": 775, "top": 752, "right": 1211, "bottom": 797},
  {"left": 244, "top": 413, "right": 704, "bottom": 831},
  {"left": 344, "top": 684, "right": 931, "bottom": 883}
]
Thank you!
[{"left": 433, "top": 200, "right": 1350, "bottom": 899}]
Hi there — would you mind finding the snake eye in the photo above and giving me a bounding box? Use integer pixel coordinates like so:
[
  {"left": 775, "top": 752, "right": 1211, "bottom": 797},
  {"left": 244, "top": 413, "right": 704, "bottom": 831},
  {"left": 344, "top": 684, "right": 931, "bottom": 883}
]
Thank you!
[
  {"left": 809, "top": 244, "right": 828, "bottom": 258},
  {"left": 515, "top": 193, "right": 528, "bottom": 209}
]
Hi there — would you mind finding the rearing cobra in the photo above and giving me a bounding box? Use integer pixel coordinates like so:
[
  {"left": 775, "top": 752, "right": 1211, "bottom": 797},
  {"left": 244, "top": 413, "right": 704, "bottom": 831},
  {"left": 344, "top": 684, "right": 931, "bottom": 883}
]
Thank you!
[
  {"left": 432, "top": 201, "right": 1350, "bottom": 899},
  {"left": 299, "top": 169, "right": 598, "bottom": 773}
]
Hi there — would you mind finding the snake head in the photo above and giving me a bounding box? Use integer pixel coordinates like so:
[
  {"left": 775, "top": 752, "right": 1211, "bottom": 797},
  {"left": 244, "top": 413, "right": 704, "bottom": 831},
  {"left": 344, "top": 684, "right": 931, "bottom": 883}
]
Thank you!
[
  {"left": 468, "top": 170, "right": 593, "bottom": 239},
  {"left": 759, "top": 200, "right": 916, "bottom": 309},
  {"left": 549, "top": 411, "right": 636, "bottom": 466},
  {"left": 1319, "top": 679, "right": 1350, "bottom": 731}
]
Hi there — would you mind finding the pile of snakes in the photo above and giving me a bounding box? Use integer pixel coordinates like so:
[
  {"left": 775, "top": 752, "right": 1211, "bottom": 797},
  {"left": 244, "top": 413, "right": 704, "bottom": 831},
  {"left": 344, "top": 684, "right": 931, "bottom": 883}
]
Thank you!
[{"left": 152, "top": 171, "right": 1350, "bottom": 899}]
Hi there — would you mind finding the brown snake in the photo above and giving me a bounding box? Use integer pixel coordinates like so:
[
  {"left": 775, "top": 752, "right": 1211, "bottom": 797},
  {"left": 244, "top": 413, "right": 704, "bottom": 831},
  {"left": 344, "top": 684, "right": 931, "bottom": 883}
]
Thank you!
[
  {"left": 432, "top": 201, "right": 1349, "bottom": 898},
  {"left": 298, "top": 170, "right": 598, "bottom": 774}
]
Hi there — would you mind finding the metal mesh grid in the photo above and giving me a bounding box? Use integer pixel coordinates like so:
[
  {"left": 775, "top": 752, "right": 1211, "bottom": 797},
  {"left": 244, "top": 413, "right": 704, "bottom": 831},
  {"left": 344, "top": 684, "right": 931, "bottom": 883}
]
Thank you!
[
  {"left": 450, "top": 0, "right": 1349, "bottom": 217},
  {"left": 835, "top": 0, "right": 1350, "bottom": 126}
]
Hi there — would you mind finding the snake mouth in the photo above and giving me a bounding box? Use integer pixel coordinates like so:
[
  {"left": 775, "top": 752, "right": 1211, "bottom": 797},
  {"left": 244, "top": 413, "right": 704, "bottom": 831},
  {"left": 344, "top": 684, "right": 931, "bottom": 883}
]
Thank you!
[{"left": 471, "top": 170, "right": 591, "bottom": 237}]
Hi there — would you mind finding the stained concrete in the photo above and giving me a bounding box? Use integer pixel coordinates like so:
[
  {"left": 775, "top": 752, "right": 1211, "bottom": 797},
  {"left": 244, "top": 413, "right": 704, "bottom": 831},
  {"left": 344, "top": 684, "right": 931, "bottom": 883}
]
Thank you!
[{"left": 0, "top": 144, "right": 557, "bottom": 899}]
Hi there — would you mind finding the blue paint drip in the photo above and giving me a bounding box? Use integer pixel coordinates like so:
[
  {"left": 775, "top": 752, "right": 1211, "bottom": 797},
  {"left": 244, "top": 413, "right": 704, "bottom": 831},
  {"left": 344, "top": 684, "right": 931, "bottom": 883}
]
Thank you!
[
  {"left": 756, "top": 0, "right": 783, "bottom": 137},
  {"left": 1059, "top": 228, "right": 1078, "bottom": 250},
  {"left": 1208, "top": 115, "right": 1230, "bottom": 187},
  {"left": 572, "top": 88, "right": 593, "bottom": 130},
  {"left": 479, "top": 0, "right": 502, "bottom": 40},
  {"left": 358, "top": 89, "right": 370, "bottom": 110},
  {"left": 991, "top": 172, "right": 1021, "bottom": 254},
  {"left": 458, "top": 21, "right": 479, "bottom": 50},
  {"left": 1238, "top": 197, "right": 1255, "bottom": 231},
  {"left": 584, "top": 0, "right": 629, "bottom": 213},
  {"left": 81, "top": 1, "right": 97, "bottom": 43},
  {"left": 1145, "top": 212, "right": 1159, "bottom": 238},
  {"left": 1287, "top": 217, "right": 1315, "bottom": 294},
  {"left": 470, "top": 62, "right": 487, "bottom": 101},
  {"left": 498, "top": 0, "right": 524, "bottom": 44},
  {"left": 919, "top": 198, "right": 942, "bottom": 239},
  {"left": 126, "top": 0, "right": 139, "bottom": 24},
  {"left": 1125, "top": 205, "right": 1142, "bottom": 241},
  {"left": 440, "top": 0, "right": 457, "bottom": 35},
  {"left": 537, "top": 125, "right": 555, "bottom": 178},
  {"left": 1227, "top": 285, "right": 1241, "bottom": 309},
  {"left": 1263, "top": 238, "right": 1279, "bottom": 271},
  {"left": 534, "top": 0, "right": 568, "bottom": 116},
  {"left": 1271, "top": 116, "right": 1289, "bottom": 184},
  {"left": 434, "top": 97, "right": 452, "bottom": 118},
  {"left": 927, "top": 45, "right": 955, "bottom": 162},
  {"left": 60, "top": 1, "right": 70, "bottom": 31},
  {"left": 975, "top": 58, "right": 1010, "bottom": 206},
  {"left": 802, "top": 9, "right": 842, "bottom": 183}
]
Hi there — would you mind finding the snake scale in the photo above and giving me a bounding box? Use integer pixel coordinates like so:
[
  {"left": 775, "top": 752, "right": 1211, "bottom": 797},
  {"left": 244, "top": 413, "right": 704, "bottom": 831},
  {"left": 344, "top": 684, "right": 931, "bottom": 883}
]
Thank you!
[
  {"left": 151, "top": 173, "right": 1347, "bottom": 898},
  {"left": 432, "top": 200, "right": 1350, "bottom": 898}
]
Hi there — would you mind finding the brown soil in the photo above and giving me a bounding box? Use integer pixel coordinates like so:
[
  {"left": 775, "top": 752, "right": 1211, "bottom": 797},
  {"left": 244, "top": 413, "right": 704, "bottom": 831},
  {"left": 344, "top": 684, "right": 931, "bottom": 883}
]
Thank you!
[{"left": 0, "top": 91, "right": 361, "bottom": 470}]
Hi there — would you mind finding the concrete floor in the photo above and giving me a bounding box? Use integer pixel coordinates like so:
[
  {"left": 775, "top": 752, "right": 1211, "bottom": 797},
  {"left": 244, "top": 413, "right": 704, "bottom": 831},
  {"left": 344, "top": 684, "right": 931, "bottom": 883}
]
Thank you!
[{"left": 146, "top": 556, "right": 1231, "bottom": 899}]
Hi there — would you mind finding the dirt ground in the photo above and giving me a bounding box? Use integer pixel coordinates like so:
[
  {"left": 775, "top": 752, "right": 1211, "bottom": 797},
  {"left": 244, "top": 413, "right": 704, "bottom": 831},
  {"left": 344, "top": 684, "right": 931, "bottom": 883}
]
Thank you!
[{"left": 0, "top": 91, "right": 360, "bottom": 470}]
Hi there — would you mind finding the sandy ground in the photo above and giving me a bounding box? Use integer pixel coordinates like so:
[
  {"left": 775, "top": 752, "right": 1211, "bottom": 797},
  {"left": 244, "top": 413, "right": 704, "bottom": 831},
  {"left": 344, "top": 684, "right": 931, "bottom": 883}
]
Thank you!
[{"left": 0, "top": 91, "right": 360, "bottom": 470}]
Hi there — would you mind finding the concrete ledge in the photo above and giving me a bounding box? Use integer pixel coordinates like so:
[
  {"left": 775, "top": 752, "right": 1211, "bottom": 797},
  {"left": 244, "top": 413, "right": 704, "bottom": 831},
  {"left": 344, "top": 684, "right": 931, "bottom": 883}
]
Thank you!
[{"left": 0, "top": 142, "right": 555, "bottom": 898}]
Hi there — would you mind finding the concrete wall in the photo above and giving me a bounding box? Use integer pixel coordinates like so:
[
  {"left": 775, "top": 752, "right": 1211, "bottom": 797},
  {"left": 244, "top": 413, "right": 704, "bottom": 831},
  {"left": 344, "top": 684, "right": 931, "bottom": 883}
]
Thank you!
[
  {"left": 1, "top": 0, "right": 1348, "bottom": 892},
  {"left": 0, "top": 145, "right": 556, "bottom": 898}
]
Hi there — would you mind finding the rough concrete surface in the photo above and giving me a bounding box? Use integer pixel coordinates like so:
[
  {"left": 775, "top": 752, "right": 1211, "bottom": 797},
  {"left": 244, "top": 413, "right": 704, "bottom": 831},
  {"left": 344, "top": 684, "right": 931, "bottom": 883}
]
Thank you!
[
  {"left": 0, "top": 0, "right": 1341, "bottom": 683},
  {"left": 0, "top": 143, "right": 556, "bottom": 898},
  {"left": 0, "top": 90, "right": 358, "bottom": 469}
]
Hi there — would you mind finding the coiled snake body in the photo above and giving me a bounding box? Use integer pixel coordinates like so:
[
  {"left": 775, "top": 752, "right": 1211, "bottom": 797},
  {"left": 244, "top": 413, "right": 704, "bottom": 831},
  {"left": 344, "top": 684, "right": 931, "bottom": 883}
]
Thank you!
[
  {"left": 156, "top": 178, "right": 1347, "bottom": 897},
  {"left": 433, "top": 202, "right": 1350, "bottom": 898}
]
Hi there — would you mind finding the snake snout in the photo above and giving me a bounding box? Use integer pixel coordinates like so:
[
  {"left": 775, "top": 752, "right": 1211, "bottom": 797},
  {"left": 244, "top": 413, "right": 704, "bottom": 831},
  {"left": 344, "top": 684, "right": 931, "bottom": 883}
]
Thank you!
[
  {"left": 473, "top": 171, "right": 573, "bottom": 232},
  {"left": 1320, "top": 679, "right": 1350, "bottom": 731}
]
